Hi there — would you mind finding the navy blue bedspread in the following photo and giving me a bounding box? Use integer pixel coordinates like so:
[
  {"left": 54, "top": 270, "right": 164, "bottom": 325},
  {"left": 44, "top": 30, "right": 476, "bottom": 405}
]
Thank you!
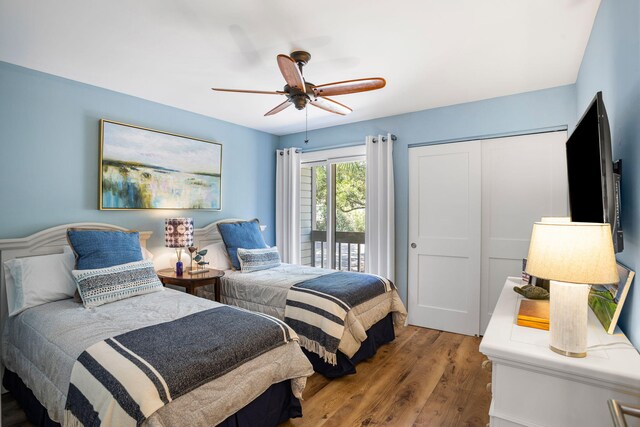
[
  {"left": 65, "top": 306, "right": 294, "bottom": 426},
  {"left": 284, "top": 271, "right": 395, "bottom": 367},
  {"left": 292, "top": 271, "right": 391, "bottom": 307}
]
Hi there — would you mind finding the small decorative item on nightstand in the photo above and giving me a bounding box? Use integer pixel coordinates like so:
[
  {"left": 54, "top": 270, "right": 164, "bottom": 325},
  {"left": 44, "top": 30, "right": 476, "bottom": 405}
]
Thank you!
[
  {"left": 517, "top": 299, "right": 550, "bottom": 330},
  {"left": 188, "top": 247, "right": 210, "bottom": 275},
  {"left": 165, "top": 218, "right": 194, "bottom": 277}
]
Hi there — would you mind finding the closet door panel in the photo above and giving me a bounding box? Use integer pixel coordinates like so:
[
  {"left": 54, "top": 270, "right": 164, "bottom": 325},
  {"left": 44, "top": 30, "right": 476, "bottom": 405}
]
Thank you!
[
  {"left": 480, "top": 132, "right": 568, "bottom": 333},
  {"left": 408, "top": 141, "right": 482, "bottom": 336}
]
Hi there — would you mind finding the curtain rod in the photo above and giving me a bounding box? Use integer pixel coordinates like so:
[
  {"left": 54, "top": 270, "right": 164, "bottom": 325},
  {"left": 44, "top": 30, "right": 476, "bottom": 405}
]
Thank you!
[
  {"left": 302, "top": 134, "right": 398, "bottom": 153},
  {"left": 278, "top": 141, "right": 361, "bottom": 154},
  {"left": 372, "top": 134, "right": 397, "bottom": 143},
  {"left": 299, "top": 141, "right": 362, "bottom": 153},
  {"left": 277, "top": 133, "right": 397, "bottom": 155},
  {"left": 278, "top": 148, "right": 302, "bottom": 155}
]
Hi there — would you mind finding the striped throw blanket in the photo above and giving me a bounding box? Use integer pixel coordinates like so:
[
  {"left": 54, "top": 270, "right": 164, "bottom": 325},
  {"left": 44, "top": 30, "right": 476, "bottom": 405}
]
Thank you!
[
  {"left": 64, "top": 306, "right": 294, "bottom": 427},
  {"left": 284, "top": 271, "right": 394, "bottom": 365}
]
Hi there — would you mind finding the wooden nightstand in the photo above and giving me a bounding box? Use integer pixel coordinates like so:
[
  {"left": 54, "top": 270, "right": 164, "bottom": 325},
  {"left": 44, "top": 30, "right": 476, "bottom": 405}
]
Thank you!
[{"left": 157, "top": 268, "right": 225, "bottom": 301}]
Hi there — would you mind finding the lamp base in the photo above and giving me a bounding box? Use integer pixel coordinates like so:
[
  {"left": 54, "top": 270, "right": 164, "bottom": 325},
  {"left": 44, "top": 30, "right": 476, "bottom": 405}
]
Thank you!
[
  {"left": 188, "top": 269, "right": 209, "bottom": 275},
  {"left": 549, "top": 280, "right": 590, "bottom": 358},
  {"left": 549, "top": 345, "right": 586, "bottom": 358}
]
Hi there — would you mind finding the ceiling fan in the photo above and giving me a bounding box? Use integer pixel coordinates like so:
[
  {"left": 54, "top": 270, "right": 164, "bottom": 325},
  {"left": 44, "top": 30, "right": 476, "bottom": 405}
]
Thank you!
[{"left": 212, "top": 51, "right": 386, "bottom": 117}]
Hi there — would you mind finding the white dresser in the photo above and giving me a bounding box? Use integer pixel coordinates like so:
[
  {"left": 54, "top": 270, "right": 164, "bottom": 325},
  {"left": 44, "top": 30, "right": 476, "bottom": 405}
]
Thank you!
[{"left": 480, "top": 278, "right": 640, "bottom": 427}]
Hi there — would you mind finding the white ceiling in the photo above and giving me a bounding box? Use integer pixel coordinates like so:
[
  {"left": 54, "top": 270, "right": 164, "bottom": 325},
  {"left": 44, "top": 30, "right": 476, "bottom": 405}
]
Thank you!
[{"left": 0, "top": 0, "right": 600, "bottom": 136}]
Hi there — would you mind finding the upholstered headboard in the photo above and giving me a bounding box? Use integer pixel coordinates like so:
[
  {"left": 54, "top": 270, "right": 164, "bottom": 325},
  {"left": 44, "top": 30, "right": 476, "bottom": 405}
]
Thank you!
[{"left": 0, "top": 223, "right": 151, "bottom": 391}]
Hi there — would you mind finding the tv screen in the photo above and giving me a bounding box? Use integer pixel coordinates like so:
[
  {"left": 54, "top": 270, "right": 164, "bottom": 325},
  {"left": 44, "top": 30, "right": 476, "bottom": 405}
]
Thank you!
[
  {"left": 565, "top": 91, "right": 623, "bottom": 252},
  {"left": 566, "top": 99, "right": 606, "bottom": 222}
]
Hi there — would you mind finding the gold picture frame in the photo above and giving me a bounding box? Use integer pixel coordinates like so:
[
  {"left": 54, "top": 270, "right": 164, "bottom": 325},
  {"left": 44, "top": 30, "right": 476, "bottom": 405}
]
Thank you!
[{"left": 99, "top": 119, "right": 222, "bottom": 210}]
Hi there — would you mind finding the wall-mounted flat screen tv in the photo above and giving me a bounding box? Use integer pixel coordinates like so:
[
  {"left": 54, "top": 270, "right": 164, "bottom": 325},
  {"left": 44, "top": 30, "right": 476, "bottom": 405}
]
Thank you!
[{"left": 565, "top": 91, "right": 623, "bottom": 252}]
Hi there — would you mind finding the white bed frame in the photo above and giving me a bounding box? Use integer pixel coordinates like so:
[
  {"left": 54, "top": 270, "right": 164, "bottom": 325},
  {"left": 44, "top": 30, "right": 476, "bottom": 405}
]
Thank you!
[
  {"left": 0, "top": 223, "right": 152, "bottom": 393},
  {"left": 192, "top": 219, "right": 228, "bottom": 248}
]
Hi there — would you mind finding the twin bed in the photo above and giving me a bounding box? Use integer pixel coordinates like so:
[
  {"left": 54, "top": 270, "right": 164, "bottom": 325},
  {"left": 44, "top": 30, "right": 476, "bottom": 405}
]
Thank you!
[
  {"left": 0, "top": 220, "right": 407, "bottom": 426},
  {"left": 3, "top": 289, "right": 311, "bottom": 426},
  {"left": 216, "top": 264, "right": 406, "bottom": 376},
  {"left": 191, "top": 219, "right": 407, "bottom": 378}
]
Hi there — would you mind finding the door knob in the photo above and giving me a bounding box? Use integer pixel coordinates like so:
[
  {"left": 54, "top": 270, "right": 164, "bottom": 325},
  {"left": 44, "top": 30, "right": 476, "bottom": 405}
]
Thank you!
[{"left": 411, "top": 243, "right": 417, "bottom": 248}]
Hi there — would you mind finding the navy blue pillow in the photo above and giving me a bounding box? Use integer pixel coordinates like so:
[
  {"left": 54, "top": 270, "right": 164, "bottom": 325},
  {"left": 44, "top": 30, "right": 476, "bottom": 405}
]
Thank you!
[
  {"left": 67, "top": 229, "right": 143, "bottom": 270},
  {"left": 217, "top": 220, "right": 267, "bottom": 270}
]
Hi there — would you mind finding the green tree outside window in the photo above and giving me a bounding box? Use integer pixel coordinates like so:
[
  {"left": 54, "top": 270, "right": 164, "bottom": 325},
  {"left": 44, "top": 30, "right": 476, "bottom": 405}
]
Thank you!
[{"left": 314, "top": 161, "right": 366, "bottom": 233}]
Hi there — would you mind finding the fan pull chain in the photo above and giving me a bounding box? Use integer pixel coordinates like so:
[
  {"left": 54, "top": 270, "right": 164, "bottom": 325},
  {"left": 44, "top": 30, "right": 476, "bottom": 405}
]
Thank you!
[{"left": 304, "top": 106, "right": 309, "bottom": 144}]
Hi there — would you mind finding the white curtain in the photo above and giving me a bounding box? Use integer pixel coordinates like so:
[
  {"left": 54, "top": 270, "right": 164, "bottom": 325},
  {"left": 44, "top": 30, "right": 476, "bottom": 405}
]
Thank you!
[
  {"left": 365, "top": 134, "right": 395, "bottom": 280},
  {"left": 276, "top": 148, "right": 302, "bottom": 264}
]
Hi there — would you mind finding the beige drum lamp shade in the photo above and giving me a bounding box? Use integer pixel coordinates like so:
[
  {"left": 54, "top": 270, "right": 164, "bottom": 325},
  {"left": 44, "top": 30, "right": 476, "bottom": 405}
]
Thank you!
[{"left": 526, "top": 221, "right": 619, "bottom": 285}]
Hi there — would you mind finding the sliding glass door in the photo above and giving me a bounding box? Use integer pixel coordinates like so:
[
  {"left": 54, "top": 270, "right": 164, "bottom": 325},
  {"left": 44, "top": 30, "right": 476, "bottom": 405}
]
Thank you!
[
  {"left": 334, "top": 160, "right": 366, "bottom": 271},
  {"left": 300, "top": 164, "right": 328, "bottom": 268},
  {"left": 300, "top": 152, "right": 366, "bottom": 271}
]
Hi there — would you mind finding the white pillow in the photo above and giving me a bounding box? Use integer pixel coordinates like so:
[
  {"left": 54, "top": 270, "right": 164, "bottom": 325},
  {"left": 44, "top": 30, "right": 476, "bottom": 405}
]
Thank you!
[
  {"left": 4, "top": 247, "right": 76, "bottom": 316},
  {"left": 141, "top": 246, "right": 154, "bottom": 261},
  {"left": 199, "top": 242, "right": 232, "bottom": 270}
]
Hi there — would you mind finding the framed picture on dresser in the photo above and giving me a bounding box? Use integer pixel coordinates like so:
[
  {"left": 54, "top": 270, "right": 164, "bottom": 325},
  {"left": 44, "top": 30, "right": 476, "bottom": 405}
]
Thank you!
[
  {"left": 588, "top": 262, "right": 635, "bottom": 334},
  {"left": 99, "top": 119, "right": 222, "bottom": 210}
]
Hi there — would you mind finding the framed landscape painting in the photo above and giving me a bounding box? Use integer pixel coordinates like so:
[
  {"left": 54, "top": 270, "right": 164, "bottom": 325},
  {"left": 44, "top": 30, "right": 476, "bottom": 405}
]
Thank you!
[{"left": 100, "top": 120, "right": 222, "bottom": 210}]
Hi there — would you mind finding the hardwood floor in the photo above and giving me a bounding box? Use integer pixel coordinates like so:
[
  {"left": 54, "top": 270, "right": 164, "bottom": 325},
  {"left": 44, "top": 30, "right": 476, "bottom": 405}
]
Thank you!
[
  {"left": 283, "top": 326, "right": 491, "bottom": 426},
  {"left": 1, "top": 326, "right": 491, "bottom": 427}
]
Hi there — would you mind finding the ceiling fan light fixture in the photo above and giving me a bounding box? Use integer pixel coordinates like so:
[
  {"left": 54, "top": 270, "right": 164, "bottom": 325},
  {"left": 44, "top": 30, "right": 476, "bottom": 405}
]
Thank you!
[{"left": 292, "top": 94, "right": 308, "bottom": 110}]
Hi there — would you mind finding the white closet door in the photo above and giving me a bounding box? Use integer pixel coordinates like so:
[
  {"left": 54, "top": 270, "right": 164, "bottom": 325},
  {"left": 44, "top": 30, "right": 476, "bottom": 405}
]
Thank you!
[
  {"left": 408, "top": 141, "right": 482, "bottom": 335},
  {"left": 480, "top": 131, "right": 568, "bottom": 333}
]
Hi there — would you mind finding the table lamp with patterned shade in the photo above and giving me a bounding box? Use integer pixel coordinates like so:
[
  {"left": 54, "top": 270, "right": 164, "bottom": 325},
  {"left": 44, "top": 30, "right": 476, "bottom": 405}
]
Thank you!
[
  {"left": 525, "top": 221, "right": 619, "bottom": 358},
  {"left": 165, "top": 218, "right": 194, "bottom": 276}
]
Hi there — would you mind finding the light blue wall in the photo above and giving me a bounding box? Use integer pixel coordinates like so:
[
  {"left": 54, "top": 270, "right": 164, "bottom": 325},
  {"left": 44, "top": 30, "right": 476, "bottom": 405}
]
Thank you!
[
  {"left": 280, "top": 85, "right": 577, "bottom": 303},
  {"left": 575, "top": 0, "right": 640, "bottom": 348},
  {"left": 0, "top": 62, "right": 279, "bottom": 256}
]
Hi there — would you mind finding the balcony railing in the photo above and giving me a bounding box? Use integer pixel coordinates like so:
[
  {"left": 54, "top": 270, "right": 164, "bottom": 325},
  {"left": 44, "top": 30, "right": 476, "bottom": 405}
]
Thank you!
[{"left": 310, "top": 230, "right": 365, "bottom": 272}]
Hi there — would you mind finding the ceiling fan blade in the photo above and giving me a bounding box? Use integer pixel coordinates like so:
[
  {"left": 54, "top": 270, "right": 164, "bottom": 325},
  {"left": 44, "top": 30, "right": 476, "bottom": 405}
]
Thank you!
[
  {"left": 212, "top": 88, "right": 286, "bottom": 95},
  {"left": 309, "top": 96, "right": 352, "bottom": 116},
  {"left": 264, "top": 100, "right": 292, "bottom": 116},
  {"left": 277, "top": 54, "right": 305, "bottom": 91},
  {"left": 312, "top": 78, "right": 386, "bottom": 97}
]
